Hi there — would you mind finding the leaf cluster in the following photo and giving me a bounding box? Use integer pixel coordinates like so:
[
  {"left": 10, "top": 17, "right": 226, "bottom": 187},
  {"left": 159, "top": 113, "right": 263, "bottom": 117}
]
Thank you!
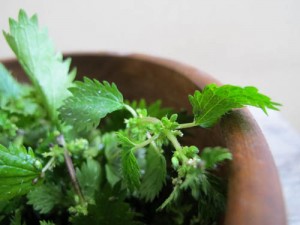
[{"left": 0, "top": 9, "right": 280, "bottom": 225}]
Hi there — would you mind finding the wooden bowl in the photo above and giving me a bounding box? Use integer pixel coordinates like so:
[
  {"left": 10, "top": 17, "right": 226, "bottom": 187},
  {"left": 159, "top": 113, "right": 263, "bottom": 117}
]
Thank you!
[{"left": 2, "top": 53, "right": 286, "bottom": 225}]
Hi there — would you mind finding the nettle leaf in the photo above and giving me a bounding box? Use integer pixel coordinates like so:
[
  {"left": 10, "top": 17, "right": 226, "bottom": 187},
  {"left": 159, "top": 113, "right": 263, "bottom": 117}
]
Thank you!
[
  {"left": 10, "top": 209, "right": 26, "bottom": 225},
  {"left": 117, "top": 132, "right": 136, "bottom": 149},
  {"left": 76, "top": 159, "right": 101, "bottom": 202},
  {"left": 3, "top": 10, "right": 75, "bottom": 120},
  {"left": 189, "top": 84, "right": 280, "bottom": 128},
  {"left": 201, "top": 147, "right": 232, "bottom": 169},
  {"left": 0, "top": 111, "right": 18, "bottom": 137},
  {"left": 140, "top": 146, "right": 166, "bottom": 202},
  {"left": 0, "top": 64, "right": 41, "bottom": 118},
  {"left": 27, "top": 183, "right": 63, "bottom": 214},
  {"left": 73, "top": 185, "right": 142, "bottom": 225},
  {"left": 130, "top": 99, "right": 173, "bottom": 119},
  {"left": 180, "top": 170, "right": 210, "bottom": 199},
  {"left": 0, "top": 144, "right": 42, "bottom": 200},
  {"left": 59, "top": 77, "right": 124, "bottom": 131},
  {"left": 102, "top": 133, "right": 122, "bottom": 187},
  {"left": 0, "top": 64, "right": 22, "bottom": 106},
  {"left": 121, "top": 148, "right": 140, "bottom": 192},
  {"left": 117, "top": 132, "right": 141, "bottom": 191},
  {"left": 39, "top": 221, "right": 55, "bottom": 225}
]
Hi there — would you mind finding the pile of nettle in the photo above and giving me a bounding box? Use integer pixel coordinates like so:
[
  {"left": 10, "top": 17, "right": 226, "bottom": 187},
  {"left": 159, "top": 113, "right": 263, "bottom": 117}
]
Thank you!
[{"left": 0, "top": 10, "right": 279, "bottom": 225}]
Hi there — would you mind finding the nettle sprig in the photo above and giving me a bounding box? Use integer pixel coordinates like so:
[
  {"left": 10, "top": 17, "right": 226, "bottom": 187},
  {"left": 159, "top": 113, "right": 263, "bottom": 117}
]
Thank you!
[
  {"left": 0, "top": 9, "right": 280, "bottom": 225},
  {"left": 59, "top": 76, "right": 279, "bottom": 207}
]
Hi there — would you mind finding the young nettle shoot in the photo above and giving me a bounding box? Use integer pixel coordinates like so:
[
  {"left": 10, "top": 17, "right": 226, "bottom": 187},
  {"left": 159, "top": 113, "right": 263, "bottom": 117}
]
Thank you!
[{"left": 0, "top": 9, "right": 280, "bottom": 225}]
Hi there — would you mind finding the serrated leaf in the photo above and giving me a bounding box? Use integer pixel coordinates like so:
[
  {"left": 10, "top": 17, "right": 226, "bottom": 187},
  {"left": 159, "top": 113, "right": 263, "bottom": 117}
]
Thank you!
[
  {"left": 0, "top": 64, "right": 22, "bottom": 106},
  {"left": 200, "top": 147, "right": 232, "bottom": 169},
  {"left": 0, "top": 144, "right": 42, "bottom": 200},
  {"left": 181, "top": 171, "right": 209, "bottom": 199},
  {"left": 0, "top": 111, "right": 18, "bottom": 137},
  {"left": 76, "top": 159, "right": 101, "bottom": 201},
  {"left": 196, "top": 174, "right": 227, "bottom": 223},
  {"left": 3, "top": 10, "right": 75, "bottom": 120},
  {"left": 39, "top": 221, "right": 55, "bottom": 225},
  {"left": 140, "top": 146, "right": 166, "bottom": 202},
  {"left": 121, "top": 148, "right": 140, "bottom": 191},
  {"left": 117, "top": 132, "right": 136, "bottom": 148},
  {"left": 59, "top": 77, "right": 124, "bottom": 131},
  {"left": 189, "top": 84, "right": 280, "bottom": 127},
  {"left": 130, "top": 99, "right": 173, "bottom": 119},
  {"left": 2, "top": 97, "right": 41, "bottom": 118},
  {"left": 27, "top": 183, "right": 62, "bottom": 214},
  {"left": 105, "top": 164, "right": 121, "bottom": 187},
  {"left": 102, "top": 133, "right": 122, "bottom": 187},
  {"left": 73, "top": 185, "right": 142, "bottom": 225},
  {"left": 10, "top": 209, "right": 26, "bottom": 225}
]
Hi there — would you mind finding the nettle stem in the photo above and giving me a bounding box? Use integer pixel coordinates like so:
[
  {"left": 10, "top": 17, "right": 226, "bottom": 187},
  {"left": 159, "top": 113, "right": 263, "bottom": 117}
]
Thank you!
[
  {"left": 56, "top": 134, "right": 85, "bottom": 203},
  {"left": 146, "top": 132, "right": 160, "bottom": 153},
  {"left": 133, "top": 134, "right": 159, "bottom": 151},
  {"left": 165, "top": 130, "right": 182, "bottom": 151},
  {"left": 124, "top": 104, "right": 138, "bottom": 118},
  {"left": 176, "top": 121, "right": 197, "bottom": 129},
  {"left": 165, "top": 130, "right": 189, "bottom": 163},
  {"left": 41, "top": 157, "right": 55, "bottom": 175},
  {"left": 141, "top": 116, "right": 161, "bottom": 124}
]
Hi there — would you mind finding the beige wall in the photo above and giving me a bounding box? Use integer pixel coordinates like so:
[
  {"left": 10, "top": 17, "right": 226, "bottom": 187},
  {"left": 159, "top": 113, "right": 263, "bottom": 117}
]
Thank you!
[{"left": 1, "top": 0, "right": 299, "bottom": 131}]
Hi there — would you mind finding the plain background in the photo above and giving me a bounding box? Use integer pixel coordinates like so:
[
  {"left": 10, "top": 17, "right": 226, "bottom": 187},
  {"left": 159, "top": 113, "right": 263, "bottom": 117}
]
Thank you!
[{"left": 0, "top": 0, "right": 299, "bottom": 131}]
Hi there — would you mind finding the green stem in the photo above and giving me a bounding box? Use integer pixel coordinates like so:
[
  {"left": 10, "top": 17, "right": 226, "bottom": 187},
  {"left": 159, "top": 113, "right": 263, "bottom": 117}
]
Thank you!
[
  {"left": 133, "top": 134, "right": 159, "bottom": 151},
  {"left": 124, "top": 104, "right": 138, "bottom": 118},
  {"left": 176, "top": 121, "right": 197, "bottom": 129},
  {"left": 13, "top": 130, "right": 24, "bottom": 147},
  {"left": 57, "top": 134, "right": 85, "bottom": 203},
  {"left": 140, "top": 116, "right": 162, "bottom": 124},
  {"left": 41, "top": 157, "right": 55, "bottom": 175},
  {"left": 64, "top": 149, "right": 85, "bottom": 203},
  {"left": 146, "top": 132, "right": 160, "bottom": 153},
  {"left": 165, "top": 130, "right": 182, "bottom": 151}
]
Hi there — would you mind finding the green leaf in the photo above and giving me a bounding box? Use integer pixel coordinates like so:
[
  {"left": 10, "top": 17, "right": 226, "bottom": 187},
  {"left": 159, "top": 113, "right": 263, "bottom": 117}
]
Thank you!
[
  {"left": 201, "top": 147, "right": 232, "bottom": 169},
  {"left": 0, "top": 111, "right": 18, "bottom": 137},
  {"left": 0, "top": 64, "right": 22, "bottom": 106},
  {"left": 3, "top": 10, "right": 75, "bottom": 121},
  {"left": 121, "top": 148, "right": 140, "bottom": 191},
  {"left": 10, "top": 209, "right": 26, "bottom": 225},
  {"left": 189, "top": 84, "right": 280, "bottom": 127},
  {"left": 130, "top": 99, "right": 173, "bottom": 119},
  {"left": 27, "top": 183, "right": 63, "bottom": 214},
  {"left": 102, "top": 133, "right": 122, "bottom": 187},
  {"left": 76, "top": 159, "right": 101, "bottom": 202},
  {"left": 59, "top": 77, "right": 124, "bottom": 131},
  {"left": 117, "top": 132, "right": 136, "bottom": 149},
  {"left": 0, "top": 144, "right": 42, "bottom": 200},
  {"left": 73, "top": 185, "right": 142, "bottom": 225},
  {"left": 140, "top": 146, "right": 166, "bottom": 202},
  {"left": 196, "top": 174, "right": 227, "bottom": 224},
  {"left": 180, "top": 171, "right": 209, "bottom": 199},
  {"left": 2, "top": 96, "right": 41, "bottom": 118},
  {"left": 105, "top": 164, "right": 121, "bottom": 188},
  {"left": 39, "top": 221, "right": 55, "bottom": 225}
]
